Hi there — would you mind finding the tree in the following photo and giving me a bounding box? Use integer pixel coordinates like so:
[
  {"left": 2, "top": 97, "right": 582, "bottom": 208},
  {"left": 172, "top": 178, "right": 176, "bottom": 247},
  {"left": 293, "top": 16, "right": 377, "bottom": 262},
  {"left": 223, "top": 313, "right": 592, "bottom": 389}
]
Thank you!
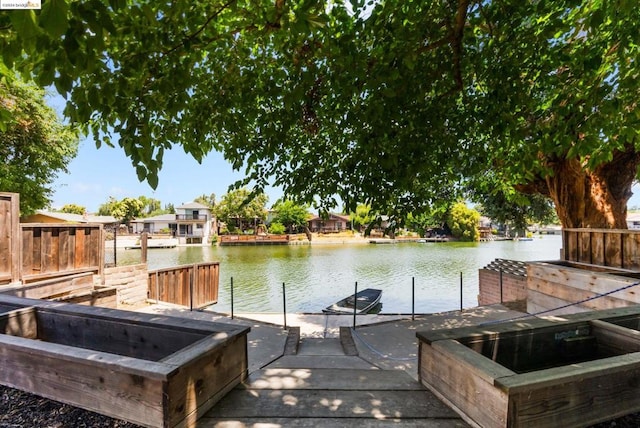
[
  {"left": 350, "top": 204, "right": 374, "bottom": 233},
  {"left": 473, "top": 190, "right": 558, "bottom": 237},
  {"left": 4, "top": 2, "right": 640, "bottom": 228},
  {"left": 272, "top": 200, "right": 309, "bottom": 233},
  {"left": 447, "top": 202, "right": 480, "bottom": 242},
  {"left": 195, "top": 193, "right": 216, "bottom": 210},
  {"left": 59, "top": 204, "right": 86, "bottom": 215},
  {"left": 214, "top": 188, "right": 268, "bottom": 233},
  {"left": 97, "top": 197, "right": 119, "bottom": 216},
  {"left": 0, "top": 78, "right": 78, "bottom": 215},
  {"left": 138, "top": 195, "right": 161, "bottom": 217},
  {"left": 111, "top": 197, "right": 144, "bottom": 227}
]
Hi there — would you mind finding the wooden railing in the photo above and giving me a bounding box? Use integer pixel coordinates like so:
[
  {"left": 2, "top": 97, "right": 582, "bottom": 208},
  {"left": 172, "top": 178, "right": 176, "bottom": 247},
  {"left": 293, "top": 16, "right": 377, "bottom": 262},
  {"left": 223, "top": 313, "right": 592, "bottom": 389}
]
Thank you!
[
  {"left": 148, "top": 262, "right": 219, "bottom": 309},
  {"left": 563, "top": 228, "right": 640, "bottom": 270}
]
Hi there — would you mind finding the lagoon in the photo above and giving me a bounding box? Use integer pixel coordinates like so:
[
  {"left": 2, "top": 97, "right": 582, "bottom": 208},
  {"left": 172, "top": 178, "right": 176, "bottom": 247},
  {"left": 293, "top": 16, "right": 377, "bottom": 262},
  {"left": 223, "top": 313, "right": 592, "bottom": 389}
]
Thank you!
[{"left": 113, "top": 236, "right": 562, "bottom": 314}]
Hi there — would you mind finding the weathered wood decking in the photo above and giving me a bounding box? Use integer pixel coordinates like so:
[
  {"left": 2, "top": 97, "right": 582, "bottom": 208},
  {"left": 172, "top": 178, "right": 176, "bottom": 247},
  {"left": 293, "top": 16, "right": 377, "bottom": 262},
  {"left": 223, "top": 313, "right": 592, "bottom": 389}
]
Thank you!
[{"left": 201, "top": 330, "right": 467, "bottom": 427}]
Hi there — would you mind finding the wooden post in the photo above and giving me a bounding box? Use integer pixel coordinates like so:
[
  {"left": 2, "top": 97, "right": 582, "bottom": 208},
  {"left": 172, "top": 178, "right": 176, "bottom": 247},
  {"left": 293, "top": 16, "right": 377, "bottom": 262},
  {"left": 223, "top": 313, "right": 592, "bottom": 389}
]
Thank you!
[
  {"left": 140, "top": 232, "right": 148, "bottom": 264},
  {"left": 412, "top": 277, "right": 415, "bottom": 321},
  {"left": 282, "top": 282, "right": 287, "bottom": 330},
  {"left": 353, "top": 281, "right": 358, "bottom": 329}
]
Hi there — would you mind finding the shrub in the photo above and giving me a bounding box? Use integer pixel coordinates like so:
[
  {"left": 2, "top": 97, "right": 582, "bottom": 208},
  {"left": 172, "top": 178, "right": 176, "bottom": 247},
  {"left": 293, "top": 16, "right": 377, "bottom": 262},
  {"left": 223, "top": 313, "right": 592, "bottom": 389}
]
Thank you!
[{"left": 269, "top": 222, "right": 286, "bottom": 235}]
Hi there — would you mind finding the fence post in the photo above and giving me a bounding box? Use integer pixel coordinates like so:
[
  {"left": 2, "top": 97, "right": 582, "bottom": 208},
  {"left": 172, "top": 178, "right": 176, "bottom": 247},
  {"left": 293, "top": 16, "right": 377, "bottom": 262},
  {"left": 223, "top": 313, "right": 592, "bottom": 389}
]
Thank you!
[
  {"left": 190, "top": 263, "right": 195, "bottom": 311},
  {"left": 155, "top": 271, "right": 160, "bottom": 304},
  {"left": 499, "top": 269, "right": 503, "bottom": 304},
  {"left": 113, "top": 227, "right": 118, "bottom": 266},
  {"left": 412, "top": 277, "right": 415, "bottom": 321},
  {"left": 230, "top": 277, "right": 234, "bottom": 319},
  {"left": 460, "top": 272, "right": 463, "bottom": 311},
  {"left": 141, "top": 232, "right": 148, "bottom": 264},
  {"left": 282, "top": 282, "right": 287, "bottom": 330},
  {"left": 353, "top": 281, "right": 358, "bottom": 329}
]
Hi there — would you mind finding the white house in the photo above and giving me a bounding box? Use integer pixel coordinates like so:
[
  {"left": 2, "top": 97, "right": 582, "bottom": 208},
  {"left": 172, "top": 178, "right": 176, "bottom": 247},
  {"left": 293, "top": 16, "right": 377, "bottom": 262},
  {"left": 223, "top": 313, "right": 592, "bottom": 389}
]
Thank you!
[
  {"left": 131, "top": 202, "right": 215, "bottom": 244},
  {"left": 174, "top": 202, "right": 214, "bottom": 244}
]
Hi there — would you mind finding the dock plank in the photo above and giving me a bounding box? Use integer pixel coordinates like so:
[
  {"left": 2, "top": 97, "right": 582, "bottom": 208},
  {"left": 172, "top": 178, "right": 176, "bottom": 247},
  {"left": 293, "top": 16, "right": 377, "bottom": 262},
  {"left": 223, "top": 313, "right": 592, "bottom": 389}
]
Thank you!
[{"left": 208, "top": 389, "right": 457, "bottom": 419}]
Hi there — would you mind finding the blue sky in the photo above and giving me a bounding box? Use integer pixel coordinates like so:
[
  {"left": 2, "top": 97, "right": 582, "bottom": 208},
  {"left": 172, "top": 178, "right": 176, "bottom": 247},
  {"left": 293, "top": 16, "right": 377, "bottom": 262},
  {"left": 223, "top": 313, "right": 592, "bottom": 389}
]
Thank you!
[{"left": 50, "top": 138, "right": 284, "bottom": 213}]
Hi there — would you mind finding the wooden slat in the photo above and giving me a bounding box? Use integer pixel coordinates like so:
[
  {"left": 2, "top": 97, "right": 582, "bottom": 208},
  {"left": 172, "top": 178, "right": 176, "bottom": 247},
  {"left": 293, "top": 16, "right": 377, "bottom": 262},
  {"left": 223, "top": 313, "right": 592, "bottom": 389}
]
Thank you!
[
  {"left": 579, "top": 230, "right": 592, "bottom": 264},
  {"left": 590, "top": 319, "right": 640, "bottom": 354},
  {"left": 36, "top": 311, "right": 208, "bottom": 362},
  {"left": 419, "top": 340, "right": 511, "bottom": 428},
  {"left": 0, "top": 334, "right": 167, "bottom": 427},
  {"left": 605, "top": 232, "right": 623, "bottom": 267}
]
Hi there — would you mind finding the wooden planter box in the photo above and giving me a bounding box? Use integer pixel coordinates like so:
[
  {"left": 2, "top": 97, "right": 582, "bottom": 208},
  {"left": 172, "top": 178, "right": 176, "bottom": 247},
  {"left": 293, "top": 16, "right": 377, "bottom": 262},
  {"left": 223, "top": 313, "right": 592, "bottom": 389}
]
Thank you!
[
  {"left": 418, "top": 306, "right": 640, "bottom": 428},
  {"left": 0, "top": 295, "right": 249, "bottom": 428},
  {"left": 527, "top": 261, "right": 640, "bottom": 315}
]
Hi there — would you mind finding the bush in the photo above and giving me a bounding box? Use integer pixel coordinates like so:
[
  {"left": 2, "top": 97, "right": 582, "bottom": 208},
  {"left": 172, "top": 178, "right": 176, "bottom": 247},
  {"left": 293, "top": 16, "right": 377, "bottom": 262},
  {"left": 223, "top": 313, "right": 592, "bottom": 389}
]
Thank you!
[{"left": 269, "top": 222, "right": 286, "bottom": 235}]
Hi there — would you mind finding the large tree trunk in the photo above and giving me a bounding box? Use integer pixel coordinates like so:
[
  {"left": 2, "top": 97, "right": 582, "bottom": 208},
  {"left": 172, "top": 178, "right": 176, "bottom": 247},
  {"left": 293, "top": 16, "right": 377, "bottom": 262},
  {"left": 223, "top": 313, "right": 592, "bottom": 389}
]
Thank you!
[{"left": 519, "top": 146, "right": 640, "bottom": 229}]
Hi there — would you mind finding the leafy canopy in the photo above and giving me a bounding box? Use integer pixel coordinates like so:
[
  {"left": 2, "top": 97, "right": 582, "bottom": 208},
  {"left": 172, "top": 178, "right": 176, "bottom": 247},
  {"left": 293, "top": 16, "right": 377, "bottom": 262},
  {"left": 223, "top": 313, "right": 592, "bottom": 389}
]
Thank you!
[
  {"left": 272, "top": 200, "right": 309, "bottom": 232},
  {"left": 3, "top": 1, "right": 640, "bottom": 225},
  {"left": 214, "top": 188, "right": 268, "bottom": 231},
  {"left": 0, "top": 77, "right": 78, "bottom": 215}
]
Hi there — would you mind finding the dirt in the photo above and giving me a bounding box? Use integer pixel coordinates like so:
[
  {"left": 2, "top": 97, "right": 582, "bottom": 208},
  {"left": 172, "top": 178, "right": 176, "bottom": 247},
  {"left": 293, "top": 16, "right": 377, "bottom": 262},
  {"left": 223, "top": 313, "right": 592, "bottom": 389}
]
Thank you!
[
  {"left": 1, "top": 383, "right": 638, "bottom": 427},
  {"left": 0, "top": 386, "right": 140, "bottom": 428}
]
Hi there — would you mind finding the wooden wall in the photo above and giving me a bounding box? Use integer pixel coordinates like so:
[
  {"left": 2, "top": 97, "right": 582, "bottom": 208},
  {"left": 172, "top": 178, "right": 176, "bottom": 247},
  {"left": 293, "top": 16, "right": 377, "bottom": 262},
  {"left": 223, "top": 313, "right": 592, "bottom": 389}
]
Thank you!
[
  {"left": 563, "top": 228, "right": 640, "bottom": 270},
  {"left": 148, "top": 262, "right": 219, "bottom": 310}
]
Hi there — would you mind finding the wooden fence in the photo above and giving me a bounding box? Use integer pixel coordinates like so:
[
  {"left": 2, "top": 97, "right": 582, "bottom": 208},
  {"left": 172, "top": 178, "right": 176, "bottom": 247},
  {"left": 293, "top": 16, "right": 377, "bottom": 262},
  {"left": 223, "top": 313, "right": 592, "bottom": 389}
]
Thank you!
[
  {"left": 1, "top": 193, "right": 104, "bottom": 285},
  {"left": 20, "top": 224, "right": 104, "bottom": 283},
  {"left": 563, "top": 228, "right": 640, "bottom": 270},
  {"left": 148, "top": 262, "right": 219, "bottom": 310}
]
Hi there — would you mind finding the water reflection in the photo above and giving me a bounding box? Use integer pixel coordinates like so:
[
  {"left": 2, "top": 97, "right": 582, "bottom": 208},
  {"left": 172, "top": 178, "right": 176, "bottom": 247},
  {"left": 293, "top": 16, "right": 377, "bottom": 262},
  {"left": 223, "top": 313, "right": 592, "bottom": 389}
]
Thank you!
[{"left": 112, "top": 236, "right": 562, "bottom": 314}]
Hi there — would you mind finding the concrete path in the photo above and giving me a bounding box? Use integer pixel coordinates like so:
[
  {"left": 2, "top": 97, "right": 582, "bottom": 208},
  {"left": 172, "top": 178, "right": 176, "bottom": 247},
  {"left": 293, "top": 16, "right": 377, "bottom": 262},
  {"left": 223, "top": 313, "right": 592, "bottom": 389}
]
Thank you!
[{"left": 138, "top": 304, "right": 524, "bottom": 427}]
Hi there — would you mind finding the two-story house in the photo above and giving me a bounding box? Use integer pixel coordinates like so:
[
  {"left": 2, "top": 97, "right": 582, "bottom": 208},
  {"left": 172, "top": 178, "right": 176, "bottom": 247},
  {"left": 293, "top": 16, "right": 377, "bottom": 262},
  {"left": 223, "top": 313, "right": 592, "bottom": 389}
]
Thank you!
[{"left": 174, "top": 202, "right": 214, "bottom": 244}]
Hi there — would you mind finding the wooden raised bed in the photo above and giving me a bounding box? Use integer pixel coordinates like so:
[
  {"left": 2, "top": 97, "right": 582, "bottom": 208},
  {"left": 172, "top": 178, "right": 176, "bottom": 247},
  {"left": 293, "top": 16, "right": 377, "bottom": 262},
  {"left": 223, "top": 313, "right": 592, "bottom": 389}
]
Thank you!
[
  {"left": 0, "top": 295, "right": 249, "bottom": 428},
  {"left": 418, "top": 306, "right": 640, "bottom": 428}
]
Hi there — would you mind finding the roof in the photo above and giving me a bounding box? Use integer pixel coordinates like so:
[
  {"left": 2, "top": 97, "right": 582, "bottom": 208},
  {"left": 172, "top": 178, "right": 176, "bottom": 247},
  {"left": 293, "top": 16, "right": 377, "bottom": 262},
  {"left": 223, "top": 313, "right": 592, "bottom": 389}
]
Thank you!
[
  {"left": 308, "top": 213, "right": 351, "bottom": 222},
  {"left": 177, "top": 202, "right": 210, "bottom": 210},
  {"left": 131, "top": 214, "right": 176, "bottom": 223},
  {"left": 21, "top": 211, "right": 118, "bottom": 224}
]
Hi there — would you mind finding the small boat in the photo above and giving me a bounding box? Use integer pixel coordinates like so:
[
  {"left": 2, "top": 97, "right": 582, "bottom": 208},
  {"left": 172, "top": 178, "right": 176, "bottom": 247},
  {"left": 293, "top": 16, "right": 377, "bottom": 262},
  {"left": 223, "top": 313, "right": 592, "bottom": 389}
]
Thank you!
[{"left": 322, "top": 288, "right": 383, "bottom": 314}]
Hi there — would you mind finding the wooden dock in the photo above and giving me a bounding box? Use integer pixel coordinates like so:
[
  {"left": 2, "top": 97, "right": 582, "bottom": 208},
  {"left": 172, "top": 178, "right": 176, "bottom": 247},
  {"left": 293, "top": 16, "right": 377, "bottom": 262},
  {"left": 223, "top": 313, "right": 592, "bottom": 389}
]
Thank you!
[
  {"left": 219, "top": 234, "right": 290, "bottom": 246},
  {"left": 201, "top": 329, "right": 467, "bottom": 427}
]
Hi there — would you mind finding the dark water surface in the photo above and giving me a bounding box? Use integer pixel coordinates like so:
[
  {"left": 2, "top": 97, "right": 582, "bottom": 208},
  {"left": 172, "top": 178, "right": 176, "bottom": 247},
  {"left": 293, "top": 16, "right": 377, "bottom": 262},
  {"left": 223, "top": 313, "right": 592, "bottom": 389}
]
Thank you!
[{"left": 115, "top": 236, "right": 562, "bottom": 313}]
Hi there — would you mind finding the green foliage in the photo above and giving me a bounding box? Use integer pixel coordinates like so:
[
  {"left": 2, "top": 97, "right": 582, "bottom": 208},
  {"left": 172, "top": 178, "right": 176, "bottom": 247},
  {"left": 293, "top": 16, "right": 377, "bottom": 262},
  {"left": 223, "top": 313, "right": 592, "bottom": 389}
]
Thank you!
[
  {"left": 3, "top": 2, "right": 640, "bottom": 226},
  {"left": 111, "top": 197, "right": 144, "bottom": 225},
  {"left": 214, "top": 188, "right": 268, "bottom": 232},
  {"left": 272, "top": 200, "right": 309, "bottom": 232},
  {"left": 473, "top": 190, "right": 558, "bottom": 234},
  {"left": 97, "top": 196, "right": 118, "bottom": 216},
  {"left": 268, "top": 221, "right": 286, "bottom": 235},
  {"left": 195, "top": 193, "right": 216, "bottom": 210},
  {"left": 350, "top": 204, "right": 373, "bottom": 231},
  {"left": 59, "top": 203, "right": 86, "bottom": 215},
  {"left": 447, "top": 202, "right": 480, "bottom": 242},
  {"left": 0, "top": 77, "right": 79, "bottom": 215},
  {"left": 99, "top": 196, "right": 143, "bottom": 224},
  {"left": 137, "top": 195, "right": 161, "bottom": 217}
]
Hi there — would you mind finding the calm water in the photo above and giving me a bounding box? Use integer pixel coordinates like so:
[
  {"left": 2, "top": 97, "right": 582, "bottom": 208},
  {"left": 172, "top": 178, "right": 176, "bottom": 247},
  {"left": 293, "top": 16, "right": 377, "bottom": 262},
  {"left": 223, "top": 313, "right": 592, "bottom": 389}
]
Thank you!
[{"left": 113, "top": 236, "right": 562, "bottom": 314}]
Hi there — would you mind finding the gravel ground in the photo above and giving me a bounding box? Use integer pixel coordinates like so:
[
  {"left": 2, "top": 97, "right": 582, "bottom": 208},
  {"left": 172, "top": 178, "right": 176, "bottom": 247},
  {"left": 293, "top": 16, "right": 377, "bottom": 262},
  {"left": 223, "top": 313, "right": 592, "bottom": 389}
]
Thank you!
[
  {"left": 0, "top": 386, "right": 140, "bottom": 428},
  {"left": 1, "top": 384, "right": 639, "bottom": 427}
]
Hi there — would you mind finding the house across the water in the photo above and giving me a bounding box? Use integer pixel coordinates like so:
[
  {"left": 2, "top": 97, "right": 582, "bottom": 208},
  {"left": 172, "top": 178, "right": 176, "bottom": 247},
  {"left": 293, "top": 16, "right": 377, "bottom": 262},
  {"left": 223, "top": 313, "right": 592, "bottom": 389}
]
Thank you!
[{"left": 131, "top": 202, "right": 215, "bottom": 245}]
